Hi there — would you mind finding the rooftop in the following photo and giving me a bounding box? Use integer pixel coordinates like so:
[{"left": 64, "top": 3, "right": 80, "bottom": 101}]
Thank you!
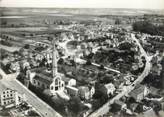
[
  {"left": 0, "top": 83, "right": 8, "bottom": 94},
  {"left": 129, "top": 84, "right": 146, "bottom": 96}
]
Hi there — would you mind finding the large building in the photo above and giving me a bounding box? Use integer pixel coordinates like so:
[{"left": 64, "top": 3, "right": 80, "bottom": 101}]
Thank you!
[
  {"left": 29, "top": 38, "right": 66, "bottom": 95},
  {"left": 0, "top": 84, "right": 26, "bottom": 108},
  {"left": 129, "top": 84, "right": 149, "bottom": 102}
]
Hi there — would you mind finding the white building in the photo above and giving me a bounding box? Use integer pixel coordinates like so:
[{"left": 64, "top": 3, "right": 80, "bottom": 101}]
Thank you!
[
  {"left": 102, "top": 83, "right": 116, "bottom": 96},
  {"left": 78, "top": 86, "right": 95, "bottom": 100},
  {"left": 29, "top": 38, "right": 66, "bottom": 95},
  {"left": 62, "top": 77, "right": 76, "bottom": 86},
  {"left": 0, "top": 84, "right": 26, "bottom": 108}
]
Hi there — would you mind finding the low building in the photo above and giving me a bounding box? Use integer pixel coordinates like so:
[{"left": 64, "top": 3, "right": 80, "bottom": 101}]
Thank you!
[
  {"left": 129, "top": 103, "right": 139, "bottom": 112},
  {"left": 114, "top": 100, "right": 127, "bottom": 110},
  {"left": 129, "top": 84, "right": 149, "bottom": 102},
  {"left": 148, "top": 86, "right": 159, "bottom": 95},
  {"left": 66, "top": 86, "right": 79, "bottom": 97},
  {"left": 0, "top": 84, "right": 26, "bottom": 108},
  {"left": 143, "top": 108, "right": 156, "bottom": 117},
  {"left": 62, "top": 77, "right": 76, "bottom": 86},
  {"left": 101, "top": 83, "right": 116, "bottom": 97},
  {"left": 78, "top": 86, "right": 95, "bottom": 100}
]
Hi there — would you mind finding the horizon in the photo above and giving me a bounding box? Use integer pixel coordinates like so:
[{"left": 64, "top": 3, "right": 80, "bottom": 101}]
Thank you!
[
  {"left": 0, "top": 0, "right": 164, "bottom": 10},
  {"left": 0, "top": 7, "right": 164, "bottom": 10}
]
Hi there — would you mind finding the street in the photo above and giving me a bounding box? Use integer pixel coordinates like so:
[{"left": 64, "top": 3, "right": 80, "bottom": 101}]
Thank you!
[
  {"left": 88, "top": 33, "right": 152, "bottom": 117},
  {"left": 0, "top": 70, "right": 62, "bottom": 117}
]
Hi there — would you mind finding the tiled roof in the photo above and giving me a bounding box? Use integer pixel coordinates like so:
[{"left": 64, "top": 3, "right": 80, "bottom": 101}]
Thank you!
[
  {"left": 32, "top": 67, "right": 65, "bottom": 85},
  {"left": 114, "top": 100, "right": 125, "bottom": 106},
  {"left": 129, "top": 84, "right": 145, "bottom": 96}
]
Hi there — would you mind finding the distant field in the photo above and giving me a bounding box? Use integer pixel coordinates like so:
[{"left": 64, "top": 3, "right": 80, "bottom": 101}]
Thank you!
[
  {"left": 0, "top": 44, "right": 21, "bottom": 52},
  {"left": 0, "top": 27, "right": 48, "bottom": 32},
  {"left": 1, "top": 7, "right": 164, "bottom": 16},
  {"left": 0, "top": 7, "right": 163, "bottom": 28}
]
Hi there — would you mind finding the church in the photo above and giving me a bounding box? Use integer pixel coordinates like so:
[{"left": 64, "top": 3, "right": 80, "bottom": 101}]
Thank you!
[{"left": 27, "top": 39, "right": 67, "bottom": 95}]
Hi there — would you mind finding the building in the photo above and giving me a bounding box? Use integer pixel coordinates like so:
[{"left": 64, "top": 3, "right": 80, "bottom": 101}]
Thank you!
[
  {"left": 29, "top": 38, "right": 65, "bottom": 95},
  {"left": 30, "top": 65, "right": 65, "bottom": 96},
  {"left": 66, "top": 86, "right": 79, "bottom": 96},
  {"left": 129, "top": 84, "right": 149, "bottom": 102},
  {"left": 101, "top": 83, "right": 116, "bottom": 97},
  {"left": 0, "top": 84, "right": 25, "bottom": 108},
  {"left": 161, "top": 57, "right": 164, "bottom": 89},
  {"left": 62, "top": 77, "right": 76, "bottom": 86},
  {"left": 50, "top": 75, "right": 65, "bottom": 95},
  {"left": 143, "top": 108, "right": 157, "bottom": 117},
  {"left": 78, "top": 86, "right": 95, "bottom": 100},
  {"left": 114, "top": 100, "right": 127, "bottom": 110},
  {"left": 129, "top": 103, "right": 139, "bottom": 112}
]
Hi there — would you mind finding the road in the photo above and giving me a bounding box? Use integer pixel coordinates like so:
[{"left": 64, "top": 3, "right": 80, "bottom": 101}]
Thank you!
[
  {"left": 88, "top": 33, "right": 152, "bottom": 117},
  {"left": 58, "top": 39, "right": 121, "bottom": 74},
  {"left": 0, "top": 69, "right": 62, "bottom": 117}
]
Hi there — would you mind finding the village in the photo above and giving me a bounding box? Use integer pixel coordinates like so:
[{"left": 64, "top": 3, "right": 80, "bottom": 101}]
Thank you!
[{"left": 0, "top": 7, "right": 164, "bottom": 117}]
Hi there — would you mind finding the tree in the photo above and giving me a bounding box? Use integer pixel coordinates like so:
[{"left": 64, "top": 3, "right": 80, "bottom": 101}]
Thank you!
[
  {"left": 133, "top": 21, "right": 164, "bottom": 36},
  {"left": 24, "top": 44, "right": 30, "bottom": 49},
  {"left": 58, "top": 58, "right": 64, "bottom": 64},
  {"left": 98, "top": 65, "right": 104, "bottom": 70},
  {"left": 4, "top": 63, "right": 11, "bottom": 73},
  {"left": 115, "top": 19, "right": 121, "bottom": 25},
  {"left": 68, "top": 96, "right": 83, "bottom": 115},
  {"left": 1, "top": 20, "right": 7, "bottom": 25},
  {"left": 86, "top": 60, "right": 92, "bottom": 65},
  {"left": 119, "top": 42, "right": 133, "bottom": 50}
]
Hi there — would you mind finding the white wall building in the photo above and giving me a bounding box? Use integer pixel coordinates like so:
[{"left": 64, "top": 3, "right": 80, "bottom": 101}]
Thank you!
[{"left": 0, "top": 84, "right": 26, "bottom": 108}]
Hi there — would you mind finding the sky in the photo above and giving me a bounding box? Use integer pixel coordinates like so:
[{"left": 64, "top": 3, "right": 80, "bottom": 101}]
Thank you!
[{"left": 0, "top": 0, "right": 164, "bottom": 9}]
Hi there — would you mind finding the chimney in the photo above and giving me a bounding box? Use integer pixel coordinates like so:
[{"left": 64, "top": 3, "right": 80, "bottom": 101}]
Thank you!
[{"left": 52, "top": 38, "right": 58, "bottom": 77}]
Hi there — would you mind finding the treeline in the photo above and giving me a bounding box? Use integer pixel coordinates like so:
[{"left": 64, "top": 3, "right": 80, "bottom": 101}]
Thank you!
[
  {"left": 1, "top": 40, "right": 12, "bottom": 47},
  {"left": 133, "top": 21, "right": 164, "bottom": 36}
]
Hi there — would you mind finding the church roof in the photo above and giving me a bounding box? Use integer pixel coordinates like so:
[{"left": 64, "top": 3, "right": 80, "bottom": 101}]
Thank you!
[{"left": 32, "top": 67, "right": 65, "bottom": 85}]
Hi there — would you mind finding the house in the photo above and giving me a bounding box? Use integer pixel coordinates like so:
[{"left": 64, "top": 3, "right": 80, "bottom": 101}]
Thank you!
[
  {"left": 89, "top": 86, "right": 95, "bottom": 99},
  {"left": 78, "top": 86, "right": 95, "bottom": 100},
  {"left": 128, "top": 103, "right": 139, "bottom": 112},
  {"left": 10, "top": 62, "right": 20, "bottom": 72},
  {"left": 101, "top": 83, "right": 116, "bottom": 97},
  {"left": 129, "top": 84, "right": 149, "bottom": 102},
  {"left": 143, "top": 108, "right": 157, "bottom": 117},
  {"left": 61, "top": 77, "right": 76, "bottom": 86},
  {"left": 148, "top": 86, "right": 159, "bottom": 95},
  {"left": 114, "top": 100, "right": 127, "bottom": 110},
  {"left": 0, "top": 84, "right": 26, "bottom": 108}
]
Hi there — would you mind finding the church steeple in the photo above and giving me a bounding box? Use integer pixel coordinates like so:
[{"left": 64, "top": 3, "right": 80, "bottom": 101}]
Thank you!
[
  {"left": 52, "top": 38, "right": 58, "bottom": 77},
  {"left": 50, "top": 36, "right": 65, "bottom": 95}
]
